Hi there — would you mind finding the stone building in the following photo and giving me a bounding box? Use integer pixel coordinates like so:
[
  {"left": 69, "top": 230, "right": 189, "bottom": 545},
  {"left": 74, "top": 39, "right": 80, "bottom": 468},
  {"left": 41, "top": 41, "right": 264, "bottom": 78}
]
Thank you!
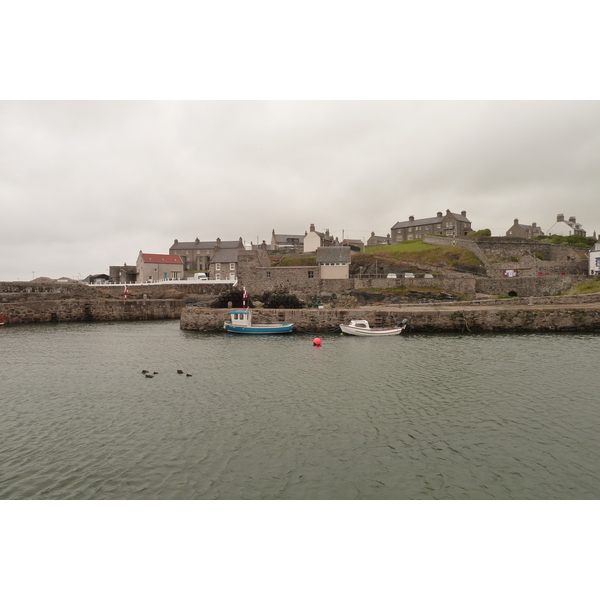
[
  {"left": 303, "top": 224, "right": 338, "bottom": 253},
  {"left": 391, "top": 210, "right": 472, "bottom": 243},
  {"left": 169, "top": 237, "right": 244, "bottom": 272},
  {"left": 270, "top": 230, "right": 305, "bottom": 251},
  {"left": 136, "top": 252, "right": 184, "bottom": 283},
  {"left": 341, "top": 238, "right": 364, "bottom": 251},
  {"left": 109, "top": 264, "right": 137, "bottom": 284},
  {"left": 505, "top": 219, "right": 544, "bottom": 238},
  {"left": 316, "top": 246, "right": 351, "bottom": 279},
  {"left": 546, "top": 214, "right": 587, "bottom": 237},
  {"left": 366, "top": 232, "right": 390, "bottom": 246},
  {"left": 209, "top": 247, "right": 271, "bottom": 282}
]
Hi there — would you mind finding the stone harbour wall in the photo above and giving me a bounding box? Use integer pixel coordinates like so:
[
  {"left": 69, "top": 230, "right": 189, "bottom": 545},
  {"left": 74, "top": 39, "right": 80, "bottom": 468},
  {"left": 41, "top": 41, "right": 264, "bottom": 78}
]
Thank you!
[
  {"left": 0, "top": 299, "right": 185, "bottom": 325},
  {"left": 180, "top": 304, "right": 600, "bottom": 333}
]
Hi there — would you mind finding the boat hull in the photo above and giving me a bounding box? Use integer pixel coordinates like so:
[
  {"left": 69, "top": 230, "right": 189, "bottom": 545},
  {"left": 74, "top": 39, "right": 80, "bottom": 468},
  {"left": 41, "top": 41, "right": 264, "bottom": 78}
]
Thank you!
[
  {"left": 340, "top": 324, "right": 405, "bottom": 336},
  {"left": 224, "top": 322, "right": 294, "bottom": 334}
]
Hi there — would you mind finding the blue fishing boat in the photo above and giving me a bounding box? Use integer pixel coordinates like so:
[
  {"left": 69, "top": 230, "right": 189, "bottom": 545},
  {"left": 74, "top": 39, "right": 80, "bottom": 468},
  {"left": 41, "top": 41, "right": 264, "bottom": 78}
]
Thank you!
[{"left": 224, "top": 310, "right": 294, "bottom": 334}]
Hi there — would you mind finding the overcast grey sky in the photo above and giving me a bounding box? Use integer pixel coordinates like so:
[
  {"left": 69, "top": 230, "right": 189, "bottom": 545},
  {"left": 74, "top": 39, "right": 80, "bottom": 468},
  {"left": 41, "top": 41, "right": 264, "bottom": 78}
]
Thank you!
[{"left": 1, "top": 100, "right": 598, "bottom": 281}]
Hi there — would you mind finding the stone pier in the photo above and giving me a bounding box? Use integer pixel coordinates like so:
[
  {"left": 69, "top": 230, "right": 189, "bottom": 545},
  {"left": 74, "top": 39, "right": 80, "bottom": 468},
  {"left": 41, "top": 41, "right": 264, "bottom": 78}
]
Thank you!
[{"left": 180, "top": 301, "right": 600, "bottom": 333}]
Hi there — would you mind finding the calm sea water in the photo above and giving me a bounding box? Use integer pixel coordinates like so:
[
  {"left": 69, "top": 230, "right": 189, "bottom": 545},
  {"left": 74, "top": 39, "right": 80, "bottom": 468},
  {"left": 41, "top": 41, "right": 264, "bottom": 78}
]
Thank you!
[{"left": 1, "top": 320, "right": 599, "bottom": 499}]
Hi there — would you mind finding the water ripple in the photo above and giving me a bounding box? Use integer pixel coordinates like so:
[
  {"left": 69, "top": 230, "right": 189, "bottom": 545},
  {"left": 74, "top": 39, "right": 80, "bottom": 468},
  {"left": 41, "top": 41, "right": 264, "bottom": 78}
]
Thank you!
[{"left": 1, "top": 323, "right": 599, "bottom": 499}]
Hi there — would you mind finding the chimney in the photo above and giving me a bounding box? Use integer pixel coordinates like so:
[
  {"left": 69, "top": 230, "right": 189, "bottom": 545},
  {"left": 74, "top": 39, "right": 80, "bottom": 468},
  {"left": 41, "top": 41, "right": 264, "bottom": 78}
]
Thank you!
[
  {"left": 371, "top": 231, "right": 375, "bottom": 236},
  {"left": 325, "top": 229, "right": 330, "bottom": 236},
  {"left": 310, "top": 224, "right": 315, "bottom": 232},
  {"left": 437, "top": 212, "right": 442, "bottom": 218},
  {"left": 557, "top": 214, "right": 564, "bottom": 221},
  {"left": 446, "top": 209, "right": 451, "bottom": 215},
  {"left": 514, "top": 218, "right": 519, "bottom": 225},
  {"left": 195, "top": 237, "right": 199, "bottom": 243},
  {"left": 409, "top": 216, "right": 414, "bottom": 222},
  {"left": 532, "top": 222, "right": 537, "bottom": 228},
  {"left": 569, "top": 216, "right": 576, "bottom": 223},
  {"left": 461, "top": 211, "right": 467, "bottom": 217},
  {"left": 174, "top": 239, "right": 178, "bottom": 243}
]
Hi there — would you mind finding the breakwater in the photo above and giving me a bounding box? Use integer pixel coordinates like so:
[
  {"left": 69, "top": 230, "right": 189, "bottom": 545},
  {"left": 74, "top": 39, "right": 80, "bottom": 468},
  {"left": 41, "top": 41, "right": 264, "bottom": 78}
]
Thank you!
[
  {"left": 0, "top": 298, "right": 185, "bottom": 324},
  {"left": 180, "top": 302, "right": 600, "bottom": 333}
]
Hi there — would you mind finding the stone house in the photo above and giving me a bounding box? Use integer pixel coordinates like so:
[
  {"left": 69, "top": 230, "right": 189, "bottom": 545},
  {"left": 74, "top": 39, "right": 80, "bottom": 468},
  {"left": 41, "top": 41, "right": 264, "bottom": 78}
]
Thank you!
[
  {"left": 391, "top": 210, "right": 472, "bottom": 243},
  {"left": 136, "top": 252, "right": 184, "bottom": 283},
  {"left": 209, "top": 247, "right": 271, "bottom": 282},
  {"left": 270, "top": 230, "right": 305, "bottom": 251},
  {"left": 366, "top": 232, "right": 390, "bottom": 246},
  {"left": 316, "top": 246, "right": 351, "bottom": 279},
  {"left": 209, "top": 248, "right": 239, "bottom": 281},
  {"left": 505, "top": 219, "right": 544, "bottom": 238},
  {"left": 590, "top": 241, "right": 600, "bottom": 276},
  {"left": 303, "top": 224, "right": 338, "bottom": 253},
  {"left": 169, "top": 237, "right": 244, "bottom": 272}
]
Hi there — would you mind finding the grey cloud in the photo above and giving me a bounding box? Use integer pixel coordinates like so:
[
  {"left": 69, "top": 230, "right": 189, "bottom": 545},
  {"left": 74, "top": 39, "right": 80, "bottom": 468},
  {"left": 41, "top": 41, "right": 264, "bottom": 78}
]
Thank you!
[{"left": 1, "top": 101, "right": 599, "bottom": 280}]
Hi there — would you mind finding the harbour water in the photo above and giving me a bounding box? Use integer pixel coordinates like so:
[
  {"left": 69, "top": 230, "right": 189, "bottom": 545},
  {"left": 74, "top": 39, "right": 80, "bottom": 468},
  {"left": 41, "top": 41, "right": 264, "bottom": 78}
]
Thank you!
[{"left": 1, "top": 320, "right": 599, "bottom": 499}]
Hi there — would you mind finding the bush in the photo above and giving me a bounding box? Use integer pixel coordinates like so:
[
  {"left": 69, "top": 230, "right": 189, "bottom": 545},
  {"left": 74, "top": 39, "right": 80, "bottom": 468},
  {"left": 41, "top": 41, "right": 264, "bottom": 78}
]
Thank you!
[
  {"left": 210, "top": 288, "right": 251, "bottom": 309},
  {"left": 256, "top": 287, "right": 305, "bottom": 308}
]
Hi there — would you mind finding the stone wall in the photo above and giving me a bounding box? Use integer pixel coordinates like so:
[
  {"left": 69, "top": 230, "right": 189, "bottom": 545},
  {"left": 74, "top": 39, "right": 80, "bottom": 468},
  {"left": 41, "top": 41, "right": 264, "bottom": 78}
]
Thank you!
[
  {"left": 354, "top": 276, "right": 477, "bottom": 297},
  {"left": 1, "top": 299, "right": 185, "bottom": 325},
  {"left": 474, "top": 275, "right": 587, "bottom": 297},
  {"left": 423, "top": 234, "right": 588, "bottom": 275},
  {"left": 180, "top": 304, "right": 600, "bottom": 333}
]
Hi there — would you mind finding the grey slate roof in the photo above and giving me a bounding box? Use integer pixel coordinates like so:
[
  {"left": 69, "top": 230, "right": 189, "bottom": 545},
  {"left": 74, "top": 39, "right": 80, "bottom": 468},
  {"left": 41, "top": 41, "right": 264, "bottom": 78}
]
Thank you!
[
  {"left": 316, "top": 246, "right": 351, "bottom": 263},
  {"left": 211, "top": 248, "right": 240, "bottom": 263},
  {"left": 170, "top": 239, "right": 241, "bottom": 250}
]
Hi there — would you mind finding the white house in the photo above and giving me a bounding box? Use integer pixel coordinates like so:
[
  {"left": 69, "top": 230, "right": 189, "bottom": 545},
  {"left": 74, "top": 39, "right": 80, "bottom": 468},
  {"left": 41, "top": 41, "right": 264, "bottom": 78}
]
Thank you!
[
  {"left": 589, "top": 241, "right": 600, "bottom": 276},
  {"left": 303, "top": 224, "right": 337, "bottom": 253},
  {"left": 546, "top": 214, "right": 587, "bottom": 237}
]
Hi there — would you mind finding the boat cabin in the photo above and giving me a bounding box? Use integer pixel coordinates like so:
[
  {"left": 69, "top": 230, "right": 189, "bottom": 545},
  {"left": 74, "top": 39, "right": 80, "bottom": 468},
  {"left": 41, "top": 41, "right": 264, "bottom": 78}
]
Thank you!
[{"left": 229, "top": 310, "right": 251, "bottom": 326}]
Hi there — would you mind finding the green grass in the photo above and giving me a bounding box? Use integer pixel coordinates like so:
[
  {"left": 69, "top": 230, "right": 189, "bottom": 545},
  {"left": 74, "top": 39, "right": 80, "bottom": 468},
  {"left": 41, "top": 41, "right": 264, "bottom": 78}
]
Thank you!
[
  {"left": 271, "top": 256, "right": 317, "bottom": 267},
  {"left": 362, "top": 240, "right": 482, "bottom": 268},
  {"left": 565, "top": 279, "right": 600, "bottom": 295}
]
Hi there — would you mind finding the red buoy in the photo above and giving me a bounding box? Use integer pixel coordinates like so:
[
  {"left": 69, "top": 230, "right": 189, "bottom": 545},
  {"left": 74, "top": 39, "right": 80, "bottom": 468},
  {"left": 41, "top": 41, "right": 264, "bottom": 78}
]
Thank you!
[{"left": 313, "top": 337, "right": 322, "bottom": 346}]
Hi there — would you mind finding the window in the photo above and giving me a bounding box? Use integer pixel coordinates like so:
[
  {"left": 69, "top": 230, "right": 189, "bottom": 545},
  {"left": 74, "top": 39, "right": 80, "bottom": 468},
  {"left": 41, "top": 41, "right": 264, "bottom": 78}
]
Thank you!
[
  {"left": 216, "top": 263, "right": 221, "bottom": 271},
  {"left": 308, "top": 270, "right": 314, "bottom": 278},
  {"left": 266, "top": 271, "right": 271, "bottom": 278},
  {"left": 230, "top": 263, "right": 235, "bottom": 270},
  {"left": 216, "top": 273, "right": 221, "bottom": 280}
]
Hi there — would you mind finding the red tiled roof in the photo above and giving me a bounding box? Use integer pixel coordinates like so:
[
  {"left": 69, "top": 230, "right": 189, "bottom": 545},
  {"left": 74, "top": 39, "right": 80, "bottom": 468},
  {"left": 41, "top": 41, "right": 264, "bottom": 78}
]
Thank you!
[{"left": 141, "top": 253, "right": 183, "bottom": 264}]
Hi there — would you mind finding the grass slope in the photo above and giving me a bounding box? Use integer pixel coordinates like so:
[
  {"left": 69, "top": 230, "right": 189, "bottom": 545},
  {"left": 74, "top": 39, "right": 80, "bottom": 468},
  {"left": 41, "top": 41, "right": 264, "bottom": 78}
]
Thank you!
[{"left": 362, "top": 240, "right": 482, "bottom": 268}]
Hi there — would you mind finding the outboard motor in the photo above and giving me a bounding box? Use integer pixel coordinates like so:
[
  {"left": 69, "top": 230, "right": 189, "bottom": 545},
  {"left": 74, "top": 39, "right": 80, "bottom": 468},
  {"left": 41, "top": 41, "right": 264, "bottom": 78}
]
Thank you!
[{"left": 397, "top": 317, "right": 410, "bottom": 333}]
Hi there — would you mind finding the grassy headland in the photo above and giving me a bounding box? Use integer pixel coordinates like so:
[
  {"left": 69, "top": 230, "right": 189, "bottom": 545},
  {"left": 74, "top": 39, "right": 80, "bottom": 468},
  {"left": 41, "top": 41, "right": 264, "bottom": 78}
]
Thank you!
[{"left": 360, "top": 240, "right": 483, "bottom": 271}]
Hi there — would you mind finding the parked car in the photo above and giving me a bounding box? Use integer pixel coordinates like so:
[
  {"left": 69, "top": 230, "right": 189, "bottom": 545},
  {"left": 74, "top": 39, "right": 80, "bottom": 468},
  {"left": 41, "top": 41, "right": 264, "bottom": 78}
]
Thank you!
[
  {"left": 386, "top": 273, "right": 397, "bottom": 278},
  {"left": 404, "top": 273, "right": 415, "bottom": 278},
  {"left": 192, "top": 272, "right": 208, "bottom": 281},
  {"left": 424, "top": 274, "right": 434, "bottom": 278}
]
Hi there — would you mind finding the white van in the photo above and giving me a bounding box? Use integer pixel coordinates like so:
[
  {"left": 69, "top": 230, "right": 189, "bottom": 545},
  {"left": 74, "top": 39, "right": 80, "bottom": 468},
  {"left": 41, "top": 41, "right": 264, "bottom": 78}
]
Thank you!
[
  {"left": 404, "top": 273, "right": 415, "bottom": 278},
  {"left": 386, "top": 273, "right": 397, "bottom": 279},
  {"left": 192, "top": 272, "right": 208, "bottom": 281}
]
